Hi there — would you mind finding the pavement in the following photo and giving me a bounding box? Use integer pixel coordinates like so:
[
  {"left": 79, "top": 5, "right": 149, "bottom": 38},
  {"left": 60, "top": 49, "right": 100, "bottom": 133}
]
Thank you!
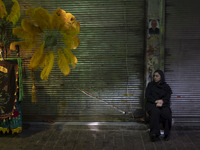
[{"left": 0, "top": 121, "right": 200, "bottom": 150}]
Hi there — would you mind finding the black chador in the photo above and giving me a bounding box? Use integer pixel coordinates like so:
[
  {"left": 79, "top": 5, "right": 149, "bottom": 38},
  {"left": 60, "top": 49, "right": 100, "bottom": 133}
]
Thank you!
[{"left": 145, "top": 70, "right": 172, "bottom": 141}]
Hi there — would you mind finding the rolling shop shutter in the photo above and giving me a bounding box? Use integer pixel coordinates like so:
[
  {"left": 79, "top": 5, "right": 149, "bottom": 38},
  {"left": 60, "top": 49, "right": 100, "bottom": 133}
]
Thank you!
[
  {"left": 165, "top": 0, "right": 200, "bottom": 123},
  {"left": 13, "top": 0, "right": 145, "bottom": 121}
]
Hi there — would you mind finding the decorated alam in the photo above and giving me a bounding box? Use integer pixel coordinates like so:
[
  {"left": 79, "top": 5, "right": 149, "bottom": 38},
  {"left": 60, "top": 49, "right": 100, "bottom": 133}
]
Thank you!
[{"left": 0, "top": 0, "right": 80, "bottom": 134}]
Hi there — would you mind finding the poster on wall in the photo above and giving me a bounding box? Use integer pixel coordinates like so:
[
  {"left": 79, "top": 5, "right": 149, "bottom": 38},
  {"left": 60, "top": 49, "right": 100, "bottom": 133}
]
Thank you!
[
  {"left": 149, "top": 19, "right": 160, "bottom": 35},
  {"left": 146, "top": 19, "right": 161, "bottom": 84}
]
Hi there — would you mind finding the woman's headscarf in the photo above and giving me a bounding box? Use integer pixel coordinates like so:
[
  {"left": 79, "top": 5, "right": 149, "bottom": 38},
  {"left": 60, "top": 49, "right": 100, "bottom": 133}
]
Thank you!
[
  {"left": 154, "top": 69, "right": 165, "bottom": 84},
  {"left": 153, "top": 69, "right": 172, "bottom": 94}
]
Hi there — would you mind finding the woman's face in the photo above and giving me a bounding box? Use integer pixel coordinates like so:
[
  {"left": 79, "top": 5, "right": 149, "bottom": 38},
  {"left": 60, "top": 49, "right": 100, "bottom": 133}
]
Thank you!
[{"left": 153, "top": 72, "right": 161, "bottom": 82}]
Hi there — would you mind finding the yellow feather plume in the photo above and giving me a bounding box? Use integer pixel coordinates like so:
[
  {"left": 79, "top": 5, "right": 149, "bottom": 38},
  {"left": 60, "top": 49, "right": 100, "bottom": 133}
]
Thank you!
[
  {"left": 13, "top": 27, "right": 25, "bottom": 38},
  {"left": 25, "top": 8, "right": 36, "bottom": 18},
  {"left": 6, "top": 0, "right": 20, "bottom": 25},
  {"left": 64, "top": 48, "right": 78, "bottom": 68},
  {"left": 40, "top": 51, "right": 54, "bottom": 80},
  {"left": 10, "top": 42, "right": 18, "bottom": 50},
  {"left": 0, "top": 0, "right": 7, "bottom": 19},
  {"left": 10, "top": 41, "right": 36, "bottom": 52},
  {"left": 69, "top": 21, "right": 80, "bottom": 35},
  {"left": 18, "top": 42, "right": 32, "bottom": 52},
  {"left": 13, "top": 26, "right": 30, "bottom": 39},
  {"left": 59, "top": 11, "right": 76, "bottom": 31},
  {"left": 26, "top": 8, "right": 51, "bottom": 30},
  {"left": 22, "top": 19, "right": 42, "bottom": 35},
  {"left": 57, "top": 49, "right": 70, "bottom": 76},
  {"left": 63, "top": 34, "right": 80, "bottom": 50},
  {"left": 12, "top": 26, "right": 37, "bottom": 52},
  {"left": 9, "top": 7, "right": 80, "bottom": 81},
  {"left": 61, "top": 21, "right": 80, "bottom": 36},
  {"left": 63, "top": 12, "right": 75, "bottom": 23},
  {"left": 39, "top": 55, "right": 46, "bottom": 69},
  {"left": 51, "top": 8, "right": 76, "bottom": 30},
  {"left": 29, "top": 42, "right": 45, "bottom": 70},
  {"left": 51, "top": 8, "right": 63, "bottom": 30}
]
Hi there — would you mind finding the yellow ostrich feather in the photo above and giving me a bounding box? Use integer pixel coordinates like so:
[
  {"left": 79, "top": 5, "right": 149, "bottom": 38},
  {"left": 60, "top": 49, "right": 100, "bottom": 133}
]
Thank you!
[
  {"left": 51, "top": 8, "right": 76, "bottom": 30},
  {"left": 59, "top": 11, "right": 76, "bottom": 31},
  {"left": 57, "top": 10, "right": 79, "bottom": 35},
  {"left": 29, "top": 42, "right": 45, "bottom": 70},
  {"left": 57, "top": 49, "right": 70, "bottom": 76},
  {"left": 17, "top": 42, "right": 31, "bottom": 52},
  {"left": 25, "top": 8, "right": 36, "bottom": 18},
  {"left": 61, "top": 12, "right": 75, "bottom": 26},
  {"left": 26, "top": 8, "right": 51, "bottom": 30},
  {"left": 10, "top": 42, "right": 19, "bottom": 50},
  {"left": 64, "top": 48, "right": 77, "bottom": 68},
  {"left": 6, "top": 0, "right": 20, "bottom": 25},
  {"left": 61, "top": 21, "right": 80, "bottom": 36},
  {"left": 13, "top": 26, "right": 33, "bottom": 40},
  {"left": 0, "top": 0, "right": 7, "bottom": 19},
  {"left": 10, "top": 41, "right": 29, "bottom": 51},
  {"left": 22, "top": 19, "right": 42, "bottom": 35},
  {"left": 63, "top": 34, "right": 80, "bottom": 50},
  {"left": 10, "top": 7, "right": 80, "bottom": 80},
  {"left": 39, "top": 55, "right": 46, "bottom": 69},
  {"left": 12, "top": 26, "right": 37, "bottom": 52},
  {"left": 40, "top": 51, "right": 54, "bottom": 80},
  {"left": 10, "top": 41, "right": 36, "bottom": 52},
  {"left": 68, "top": 21, "right": 80, "bottom": 35},
  {"left": 51, "top": 8, "right": 63, "bottom": 30},
  {"left": 13, "top": 27, "right": 26, "bottom": 38},
  {"left": 63, "top": 12, "right": 75, "bottom": 23}
]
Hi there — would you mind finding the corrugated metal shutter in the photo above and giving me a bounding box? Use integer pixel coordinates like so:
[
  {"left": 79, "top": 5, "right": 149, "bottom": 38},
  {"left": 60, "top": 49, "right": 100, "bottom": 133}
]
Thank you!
[
  {"left": 12, "top": 0, "right": 145, "bottom": 121},
  {"left": 165, "top": 0, "right": 200, "bottom": 123}
]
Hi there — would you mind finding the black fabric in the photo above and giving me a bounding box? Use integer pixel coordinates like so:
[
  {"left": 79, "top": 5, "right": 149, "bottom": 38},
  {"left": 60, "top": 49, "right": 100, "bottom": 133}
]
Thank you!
[
  {"left": 0, "top": 60, "right": 17, "bottom": 119},
  {"left": 145, "top": 81, "right": 172, "bottom": 111},
  {"left": 148, "top": 107, "right": 172, "bottom": 136},
  {"left": 145, "top": 70, "right": 172, "bottom": 136},
  {"left": 145, "top": 70, "right": 172, "bottom": 111}
]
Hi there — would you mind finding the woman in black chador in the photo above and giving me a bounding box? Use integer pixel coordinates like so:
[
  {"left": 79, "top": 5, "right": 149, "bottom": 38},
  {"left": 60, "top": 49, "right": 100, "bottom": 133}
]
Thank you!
[{"left": 145, "top": 70, "right": 172, "bottom": 142}]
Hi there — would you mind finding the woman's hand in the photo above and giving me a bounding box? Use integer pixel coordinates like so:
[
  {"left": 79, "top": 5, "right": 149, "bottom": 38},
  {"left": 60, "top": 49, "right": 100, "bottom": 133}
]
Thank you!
[{"left": 155, "top": 99, "right": 163, "bottom": 107}]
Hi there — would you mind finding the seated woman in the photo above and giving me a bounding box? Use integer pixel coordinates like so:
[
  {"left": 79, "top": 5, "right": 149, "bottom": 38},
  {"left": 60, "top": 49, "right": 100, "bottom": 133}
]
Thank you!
[{"left": 145, "top": 70, "right": 172, "bottom": 142}]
